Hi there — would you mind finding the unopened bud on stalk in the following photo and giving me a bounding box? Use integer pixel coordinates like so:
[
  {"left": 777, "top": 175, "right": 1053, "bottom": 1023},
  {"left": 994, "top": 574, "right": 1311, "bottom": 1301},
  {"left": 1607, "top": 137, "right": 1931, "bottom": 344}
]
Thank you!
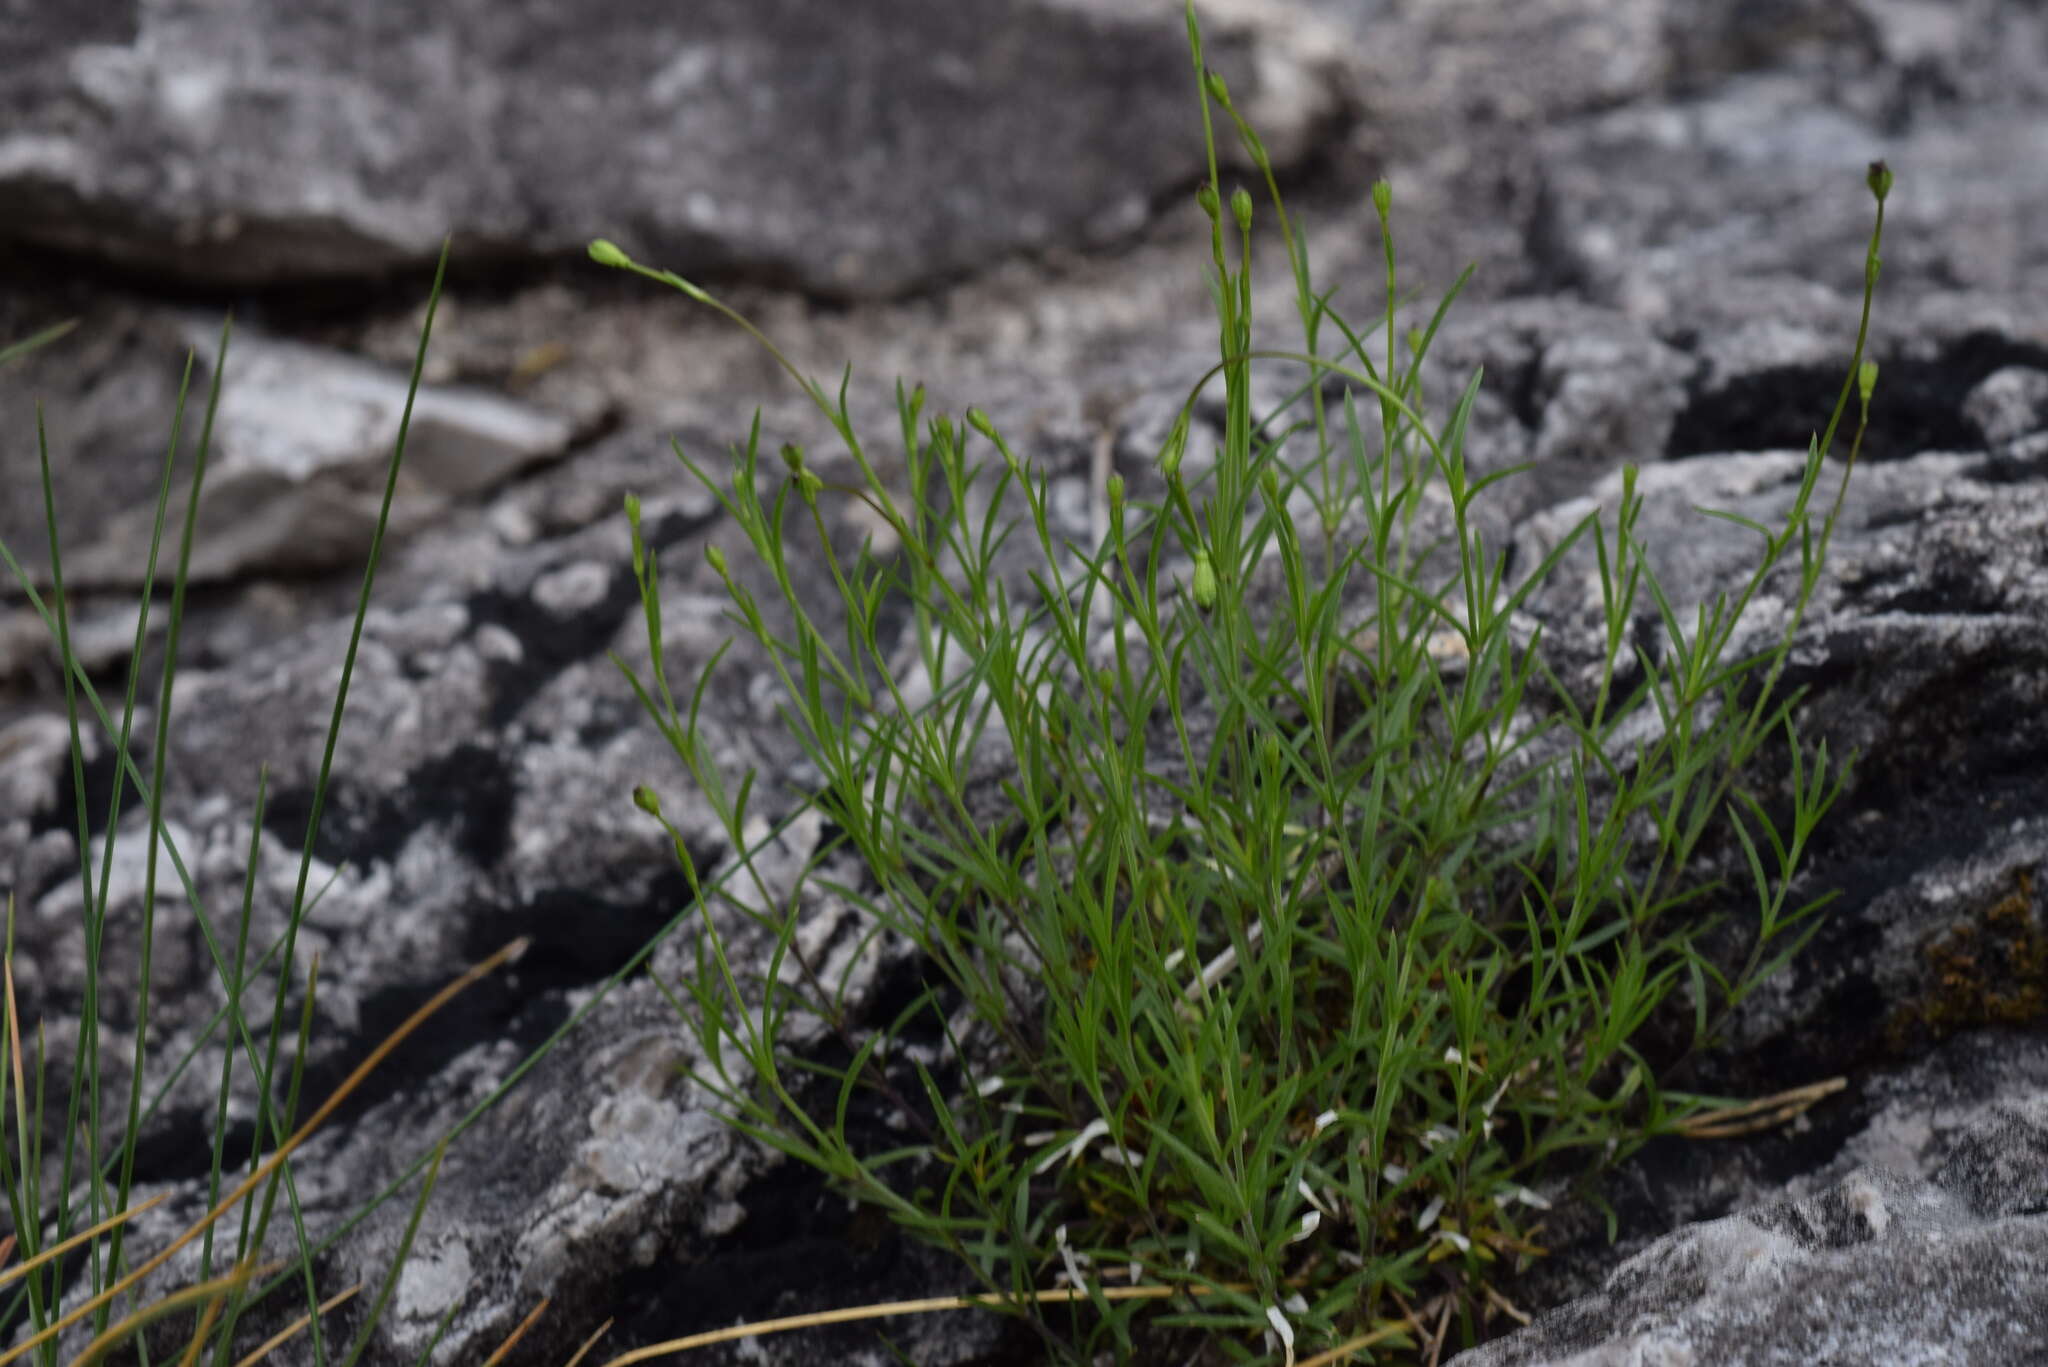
[
  {"left": 1205, "top": 70, "right": 1230, "bottom": 105},
  {"left": 1161, "top": 414, "right": 1188, "bottom": 480},
  {"left": 1372, "top": 180, "right": 1393, "bottom": 222},
  {"left": 1239, "top": 127, "right": 1270, "bottom": 172},
  {"left": 1231, "top": 187, "right": 1253, "bottom": 234},
  {"left": 706, "top": 545, "right": 728, "bottom": 577},
  {"left": 1192, "top": 550, "right": 1217, "bottom": 611},
  {"left": 1197, "top": 184, "right": 1221, "bottom": 222},
  {"left": 632, "top": 785, "right": 662, "bottom": 816},
  {"left": 796, "top": 469, "right": 824, "bottom": 507},
  {"left": 1859, "top": 361, "right": 1879, "bottom": 403},
  {"left": 967, "top": 407, "right": 999, "bottom": 441},
  {"left": 780, "top": 443, "right": 806, "bottom": 474},
  {"left": 1107, "top": 473, "right": 1125, "bottom": 513},
  {"left": 1867, "top": 160, "right": 1893, "bottom": 201},
  {"left": 588, "top": 238, "right": 632, "bottom": 269}
]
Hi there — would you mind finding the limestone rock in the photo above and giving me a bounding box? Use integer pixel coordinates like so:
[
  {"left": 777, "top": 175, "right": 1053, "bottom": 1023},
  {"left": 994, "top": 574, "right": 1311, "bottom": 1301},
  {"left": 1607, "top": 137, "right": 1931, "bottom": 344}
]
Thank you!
[{"left": 0, "top": 0, "right": 1341, "bottom": 298}]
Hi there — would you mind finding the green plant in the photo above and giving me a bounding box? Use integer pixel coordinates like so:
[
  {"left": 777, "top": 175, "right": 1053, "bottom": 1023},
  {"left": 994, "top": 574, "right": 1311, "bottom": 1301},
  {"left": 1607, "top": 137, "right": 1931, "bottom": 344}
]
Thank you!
[{"left": 603, "top": 11, "right": 1889, "bottom": 1362}]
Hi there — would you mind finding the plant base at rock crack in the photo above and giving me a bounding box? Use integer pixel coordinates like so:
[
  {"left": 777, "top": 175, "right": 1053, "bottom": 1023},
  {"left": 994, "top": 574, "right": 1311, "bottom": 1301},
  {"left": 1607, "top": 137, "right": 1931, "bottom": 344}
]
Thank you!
[{"left": 603, "top": 11, "right": 1893, "bottom": 1363}]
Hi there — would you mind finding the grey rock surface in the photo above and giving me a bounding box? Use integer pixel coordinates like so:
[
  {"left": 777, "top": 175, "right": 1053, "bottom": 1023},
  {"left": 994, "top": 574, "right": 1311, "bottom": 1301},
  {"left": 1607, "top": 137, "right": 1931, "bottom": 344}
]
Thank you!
[
  {"left": 3, "top": 1, "right": 2047, "bottom": 1365},
  {"left": 0, "top": 0, "right": 1339, "bottom": 297},
  {"left": 1451, "top": 1034, "right": 2048, "bottom": 1367}
]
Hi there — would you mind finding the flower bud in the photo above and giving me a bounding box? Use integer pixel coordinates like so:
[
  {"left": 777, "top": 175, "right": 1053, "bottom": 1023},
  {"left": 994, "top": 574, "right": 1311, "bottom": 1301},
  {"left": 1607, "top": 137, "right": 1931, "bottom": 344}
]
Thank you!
[
  {"left": 780, "top": 442, "right": 806, "bottom": 474},
  {"left": 632, "top": 784, "right": 662, "bottom": 816},
  {"left": 587, "top": 238, "right": 632, "bottom": 269},
  {"left": 1859, "top": 361, "right": 1879, "bottom": 404},
  {"left": 1371, "top": 180, "right": 1393, "bottom": 222},
  {"left": 1161, "top": 414, "right": 1188, "bottom": 481},
  {"left": 1231, "top": 187, "right": 1253, "bottom": 234},
  {"left": 967, "top": 407, "right": 998, "bottom": 441},
  {"left": 1239, "top": 126, "right": 1270, "bottom": 172},
  {"left": 1197, "top": 184, "right": 1221, "bottom": 222},
  {"left": 1867, "top": 160, "right": 1893, "bottom": 202},
  {"left": 1205, "top": 70, "right": 1230, "bottom": 106},
  {"left": 1107, "top": 473, "right": 1125, "bottom": 512},
  {"left": 1192, "top": 550, "right": 1217, "bottom": 611},
  {"left": 796, "top": 469, "right": 824, "bottom": 507},
  {"left": 706, "top": 545, "right": 728, "bottom": 577}
]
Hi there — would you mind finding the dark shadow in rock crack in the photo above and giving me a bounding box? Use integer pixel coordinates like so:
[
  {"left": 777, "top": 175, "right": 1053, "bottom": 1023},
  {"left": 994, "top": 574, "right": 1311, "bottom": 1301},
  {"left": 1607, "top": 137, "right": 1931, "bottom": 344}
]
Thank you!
[
  {"left": 1668, "top": 332, "right": 2048, "bottom": 464},
  {"left": 460, "top": 873, "right": 697, "bottom": 994},
  {"left": 594, "top": 1159, "right": 1036, "bottom": 1367},
  {"left": 469, "top": 504, "right": 718, "bottom": 731},
  {"left": 36, "top": 735, "right": 142, "bottom": 838},
  {"left": 260, "top": 740, "right": 517, "bottom": 872}
]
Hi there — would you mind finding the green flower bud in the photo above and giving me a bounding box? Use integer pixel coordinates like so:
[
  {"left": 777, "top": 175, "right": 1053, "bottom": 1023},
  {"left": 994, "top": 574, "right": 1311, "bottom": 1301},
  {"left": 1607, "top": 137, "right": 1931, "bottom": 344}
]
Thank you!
[
  {"left": 1197, "top": 184, "right": 1221, "bottom": 222},
  {"left": 796, "top": 469, "right": 824, "bottom": 507},
  {"left": 1238, "top": 126, "right": 1269, "bottom": 172},
  {"left": 780, "top": 442, "right": 806, "bottom": 474},
  {"left": 967, "top": 407, "right": 998, "bottom": 441},
  {"left": 706, "top": 544, "right": 728, "bottom": 577},
  {"left": 632, "top": 784, "right": 662, "bottom": 816},
  {"left": 1867, "top": 160, "right": 1893, "bottom": 202},
  {"left": 1205, "top": 70, "right": 1230, "bottom": 106},
  {"left": 1371, "top": 180, "right": 1393, "bottom": 221},
  {"left": 1161, "top": 414, "right": 1188, "bottom": 480},
  {"left": 1192, "top": 550, "right": 1217, "bottom": 611},
  {"left": 588, "top": 238, "right": 633, "bottom": 269},
  {"left": 1859, "top": 361, "right": 1879, "bottom": 403},
  {"left": 1107, "top": 473, "right": 1125, "bottom": 512},
  {"left": 1231, "top": 187, "right": 1253, "bottom": 233}
]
